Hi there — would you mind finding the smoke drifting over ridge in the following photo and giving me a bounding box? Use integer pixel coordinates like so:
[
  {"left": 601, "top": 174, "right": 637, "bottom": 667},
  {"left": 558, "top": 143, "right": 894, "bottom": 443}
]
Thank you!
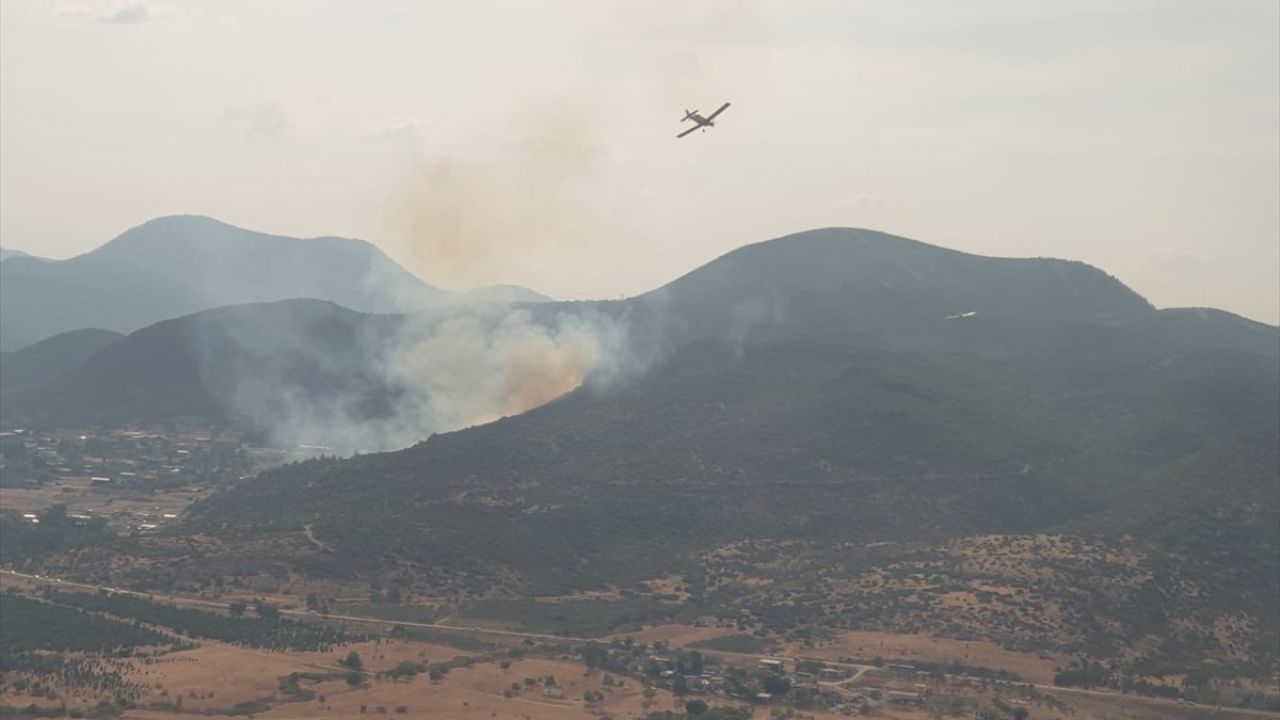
[
  {"left": 387, "top": 113, "right": 600, "bottom": 288},
  {"left": 189, "top": 108, "right": 641, "bottom": 454},
  {"left": 386, "top": 305, "right": 636, "bottom": 428},
  {"left": 192, "top": 297, "right": 644, "bottom": 455},
  {"left": 195, "top": 5, "right": 769, "bottom": 453}
]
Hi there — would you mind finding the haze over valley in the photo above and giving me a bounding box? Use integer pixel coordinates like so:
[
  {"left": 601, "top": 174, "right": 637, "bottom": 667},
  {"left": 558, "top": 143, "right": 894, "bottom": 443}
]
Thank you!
[{"left": 1, "top": 3, "right": 1277, "bottom": 720}]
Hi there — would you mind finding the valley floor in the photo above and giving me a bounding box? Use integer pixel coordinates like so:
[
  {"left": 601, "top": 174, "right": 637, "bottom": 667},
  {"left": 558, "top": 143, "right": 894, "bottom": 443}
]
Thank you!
[{"left": 2, "top": 571, "right": 1276, "bottom": 720}]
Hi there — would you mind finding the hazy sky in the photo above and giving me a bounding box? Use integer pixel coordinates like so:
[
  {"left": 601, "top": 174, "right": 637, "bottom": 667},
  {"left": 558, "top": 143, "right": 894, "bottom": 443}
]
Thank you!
[{"left": 2, "top": 0, "right": 1277, "bottom": 322}]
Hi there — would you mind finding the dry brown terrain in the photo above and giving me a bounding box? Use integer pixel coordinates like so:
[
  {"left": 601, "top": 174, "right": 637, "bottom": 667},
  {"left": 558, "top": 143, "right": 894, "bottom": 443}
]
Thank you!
[
  {"left": 0, "top": 477, "right": 201, "bottom": 525},
  {"left": 787, "top": 629, "right": 1068, "bottom": 685},
  {"left": 611, "top": 623, "right": 740, "bottom": 648},
  {"left": 4, "top": 620, "right": 1275, "bottom": 720}
]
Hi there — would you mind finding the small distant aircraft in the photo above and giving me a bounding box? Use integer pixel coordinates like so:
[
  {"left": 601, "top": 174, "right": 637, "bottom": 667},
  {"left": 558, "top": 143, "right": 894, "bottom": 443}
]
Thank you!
[{"left": 677, "top": 102, "right": 731, "bottom": 138}]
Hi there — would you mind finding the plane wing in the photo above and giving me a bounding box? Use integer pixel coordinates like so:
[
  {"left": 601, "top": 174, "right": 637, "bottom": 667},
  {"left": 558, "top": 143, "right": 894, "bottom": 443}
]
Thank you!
[
  {"left": 676, "top": 125, "right": 700, "bottom": 139},
  {"left": 705, "top": 102, "right": 731, "bottom": 121}
]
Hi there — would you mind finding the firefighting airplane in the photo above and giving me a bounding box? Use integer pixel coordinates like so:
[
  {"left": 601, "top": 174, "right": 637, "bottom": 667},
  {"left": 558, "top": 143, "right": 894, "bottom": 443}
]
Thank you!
[{"left": 677, "top": 102, "right": 731, "bottom": 138}]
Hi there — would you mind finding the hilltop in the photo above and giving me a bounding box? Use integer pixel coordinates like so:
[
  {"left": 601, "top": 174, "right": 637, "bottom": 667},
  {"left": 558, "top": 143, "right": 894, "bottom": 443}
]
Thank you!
[{"left": 0, "top": 215, "right": 546, "bottom": 351}]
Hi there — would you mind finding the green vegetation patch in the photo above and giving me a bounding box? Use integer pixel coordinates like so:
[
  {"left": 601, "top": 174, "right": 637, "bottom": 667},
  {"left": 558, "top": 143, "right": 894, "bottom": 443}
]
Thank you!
[
  {"left": 42, "top": 589, "right": 358, "bottom": 652},
  {"left": 0, "top": 593, "right": 173, "bottom": 657}
]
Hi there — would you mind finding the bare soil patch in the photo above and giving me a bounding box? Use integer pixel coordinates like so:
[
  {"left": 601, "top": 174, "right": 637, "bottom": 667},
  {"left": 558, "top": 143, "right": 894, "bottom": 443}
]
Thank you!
[{"left": 787, "top": 629, "right": 1068, "bottom": 684}]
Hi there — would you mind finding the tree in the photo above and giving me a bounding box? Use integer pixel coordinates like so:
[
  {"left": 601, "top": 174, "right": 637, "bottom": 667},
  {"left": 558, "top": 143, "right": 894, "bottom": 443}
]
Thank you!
[
  {"left": 1011, "top": 708, "right": 1029, "bottom": 720},
  {"left": 393, "top": 661, "right": 422, "bottom": 677},
  {"left": 341, "top": 651, "right": 363, "bottom": 670},
  {"left": 685, "top": 699, "right": 709, "bottom": 716},
  {"left": 228, "top": 600, "right": 247, "bottom": 616},
  {"left": 253, "top": 600, "right": 279, "bottom": 619},
  {"left": 761, "top": 675, "right": 791, "bottom": 696},
  {"left": 346, "top": 672, "right": 363, "bottom": 687},
  {"left": 796, "top": 660, "right": 823, "bottom": 675},
  {"left": 672, "top": 675, "right": 689, "bottom": 696}
]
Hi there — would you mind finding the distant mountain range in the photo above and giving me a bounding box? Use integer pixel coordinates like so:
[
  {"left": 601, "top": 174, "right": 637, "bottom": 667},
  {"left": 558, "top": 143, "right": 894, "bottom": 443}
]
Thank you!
[
  {"left": 181, "top": 229, "right": 1277, "bottom": 664},
  {"left": 0, "top": 328, "right": 123, "bottom": 398},
  {"left": 4, "top": 225, "right": 1277, "bottom": 669},
  {"left": 181, "top": 231, "right": 1276, "bottom": 572},
  {"left": 0, "top": 247, "right": 42, "bottom": 262},
  {"left": 5, "top": 228, "right": 1275, "bottom": 435},
  {"left": 0, "top": 215, "right": 547, "bottom": 351}
]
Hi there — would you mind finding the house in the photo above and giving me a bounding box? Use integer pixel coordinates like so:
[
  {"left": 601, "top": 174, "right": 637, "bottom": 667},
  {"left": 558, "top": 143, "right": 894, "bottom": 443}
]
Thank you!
[
  {"left": 820, "top": 667, "right": 850, "bottom": 680},
  {"left": 758, "top": 658, "right": 786, "bottom": 673}
]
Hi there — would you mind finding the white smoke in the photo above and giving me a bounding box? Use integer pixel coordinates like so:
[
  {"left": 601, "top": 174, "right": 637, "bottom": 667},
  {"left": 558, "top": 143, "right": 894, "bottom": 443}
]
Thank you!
[
  {"left": 383, "top": 305, "right": 634, "bottom": 433},
  {"left": 192, "top": 296, "right": 643, "bottom": 456}
]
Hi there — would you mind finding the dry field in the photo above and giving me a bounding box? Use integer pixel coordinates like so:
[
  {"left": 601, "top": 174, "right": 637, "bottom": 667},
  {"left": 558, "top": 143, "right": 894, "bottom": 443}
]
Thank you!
[
  {"left": 0, "top": 477, "right": 202, "bottom": 523},
  {"left": 609, "top": 623, "right": 740, "bottom": 648},
  {"left": 787, "top": 629, "right": 1068, "bottom": 684},
  {"left": 5, "top": 625, "right": 1274, "bottom": 720}
]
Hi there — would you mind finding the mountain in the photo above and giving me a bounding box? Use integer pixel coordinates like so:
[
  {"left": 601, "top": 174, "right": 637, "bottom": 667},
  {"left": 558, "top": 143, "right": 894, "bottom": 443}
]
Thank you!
[
  {"left": 0, "top": 228, "right": 1162, "bottom": 435},
  {"left": 0, "top": 328, "right": 124, "bottom": 397},
  {"left": 0, "top": 215, "right": 546, "bottom": 351},
  {"left": 0, "top": 300, "right": 409, "bottom": 439},
  {"left": 7, "top": 228, "right": 1274, "bottom": 439},
  {"left": 185, "top": 309, "right": 1278, "bottom": 580},
  {"left": 11, "top": 226, "right": 1277, "bottom": 667},
  {"left": 175, "top": 229, "right": 1276, "bottom": 577},
  {"left": 622, "top": 228, "right": 1152, "bottom": 344},
  {"left": 182, "top": 322, "right": 1277, "bottom": 658},
  {"left": 0, "top": 247, "right": 40, "bottom": 262}
]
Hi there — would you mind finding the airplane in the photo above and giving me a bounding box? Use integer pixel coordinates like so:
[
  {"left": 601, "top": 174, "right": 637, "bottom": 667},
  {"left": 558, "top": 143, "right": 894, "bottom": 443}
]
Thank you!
[{"left": 677, "top": 102, "right": 731, "bottom": 138}]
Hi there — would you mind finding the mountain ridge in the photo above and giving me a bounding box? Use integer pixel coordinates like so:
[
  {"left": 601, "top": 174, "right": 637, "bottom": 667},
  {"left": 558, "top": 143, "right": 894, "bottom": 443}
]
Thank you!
[{"left": 0, "top": 215, "right": 547, "bottom": 351}]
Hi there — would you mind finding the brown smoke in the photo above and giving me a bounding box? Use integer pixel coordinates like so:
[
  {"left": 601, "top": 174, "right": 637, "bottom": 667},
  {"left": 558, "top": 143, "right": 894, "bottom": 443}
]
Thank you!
[
  {"left": 387, "top": 110, "right": 599, "bottom": 291},
  {"left": 497, "top": 324, "right": 599, "bottom": 417},
  {"left": 373, "top": 3, "right": 765, "bottom": 432}
]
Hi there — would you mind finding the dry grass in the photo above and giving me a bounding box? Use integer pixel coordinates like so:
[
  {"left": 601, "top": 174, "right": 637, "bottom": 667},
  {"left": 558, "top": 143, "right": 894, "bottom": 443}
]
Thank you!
[{"left": 785, "top": 629, "right": 1068, "bottom": 685}]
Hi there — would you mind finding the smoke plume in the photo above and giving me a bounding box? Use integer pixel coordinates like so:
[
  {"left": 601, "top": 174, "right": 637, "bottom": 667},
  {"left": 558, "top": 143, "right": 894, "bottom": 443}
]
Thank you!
[{"left": 194, "top": 298, "right": 641, "bottom": 456}]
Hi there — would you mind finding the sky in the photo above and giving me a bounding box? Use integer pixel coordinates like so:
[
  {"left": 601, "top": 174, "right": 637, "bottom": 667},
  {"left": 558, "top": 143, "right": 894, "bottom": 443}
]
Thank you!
[{"left": 1, "top": 0, "right": 1277, "bottom": 323}]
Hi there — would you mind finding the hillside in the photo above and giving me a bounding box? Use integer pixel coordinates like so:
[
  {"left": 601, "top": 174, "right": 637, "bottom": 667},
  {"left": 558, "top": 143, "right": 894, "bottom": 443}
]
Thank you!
[
  {"left": 0, "top": 300, "right": 411, "bottom": 444},
  {"left": 160, "top": 229, "right": 1276, "bottom": 661},
  {"left": 0, "top": 328, "right": 124, "bottom": 397},
  {"left": 0, "top": 215, "right": 546, "bottom": 351},
  {"left": 7, "top": 226, "right": 1276, "bottom": 669},
  {"left": 620, "top": 228, "right": 1153, "bottom": 346},
  {"left": 177, "top": 329, "right": 1277, "bottom": 660},
  {"left": 0, "top": 247, "right": 41, "bottom": 262},
  {"left": 6, "top": 228, "right": 1273, "bottom": 443},
  {"left": 0, "top": 227, "right": 1168, "bottom": 434}
]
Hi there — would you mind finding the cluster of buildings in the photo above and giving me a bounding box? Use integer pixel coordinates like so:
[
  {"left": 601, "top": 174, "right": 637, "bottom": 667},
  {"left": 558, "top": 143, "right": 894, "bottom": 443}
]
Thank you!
[
  {"left": 0, "top": 427, "right": 252, "bottom": 532},
  {"left": 637, "top": 649, "right": 926, "bottom": 713}
]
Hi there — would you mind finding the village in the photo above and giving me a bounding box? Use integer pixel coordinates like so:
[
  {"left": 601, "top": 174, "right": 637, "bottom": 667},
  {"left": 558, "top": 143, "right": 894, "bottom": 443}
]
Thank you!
[
  {"left": 635, "top": 650, "right": 932, "bottom": 715},
  {"left": 0, "top": 426, "right": 304, "bottom": 534}
]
